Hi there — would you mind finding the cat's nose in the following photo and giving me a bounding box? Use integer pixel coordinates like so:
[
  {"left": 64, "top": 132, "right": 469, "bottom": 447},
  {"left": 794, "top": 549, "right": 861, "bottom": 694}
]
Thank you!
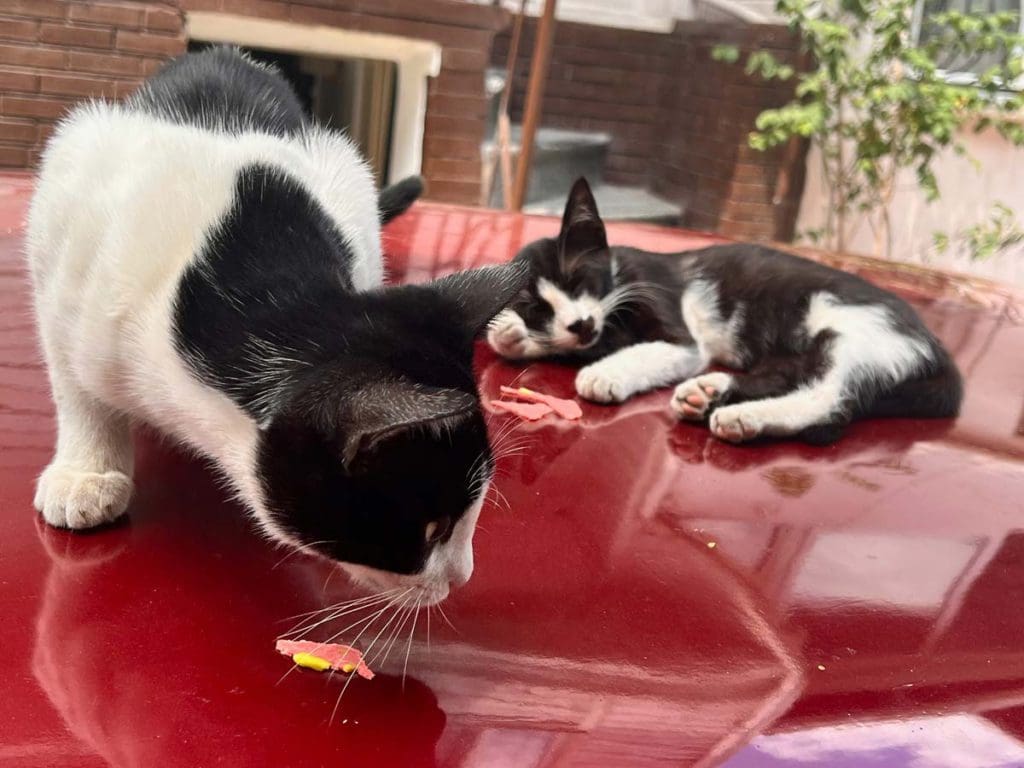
[{"left": 567, "top": 317, "right": 596, "bottom": 344}]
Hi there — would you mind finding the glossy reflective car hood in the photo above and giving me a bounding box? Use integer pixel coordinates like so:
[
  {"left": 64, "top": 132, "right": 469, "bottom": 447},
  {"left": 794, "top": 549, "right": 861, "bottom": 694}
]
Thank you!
[{"left": 2, "top": 176, "right": 1023, "bottom": 768}]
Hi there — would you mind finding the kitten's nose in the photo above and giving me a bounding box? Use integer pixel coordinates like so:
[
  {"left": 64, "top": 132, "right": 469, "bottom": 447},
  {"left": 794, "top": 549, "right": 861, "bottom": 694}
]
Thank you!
[{"left": 568, "top": 317, "right": 596, "bottom": 344}]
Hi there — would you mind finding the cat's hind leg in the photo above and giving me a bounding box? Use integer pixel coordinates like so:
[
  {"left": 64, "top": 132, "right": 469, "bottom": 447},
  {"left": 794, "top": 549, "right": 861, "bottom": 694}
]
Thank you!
[
  {"left": 704, "top": 295, "right": 934, "bottom": 444},
  {"left": 576, "top": 342, "right": 705, "bottom": 403},
  {"left": 35, "top": 370, "right": 134, "bottom": 529}
]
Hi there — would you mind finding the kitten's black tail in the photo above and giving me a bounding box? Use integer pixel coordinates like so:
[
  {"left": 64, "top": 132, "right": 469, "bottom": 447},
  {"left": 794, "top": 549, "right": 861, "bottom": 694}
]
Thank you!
[
  {"left": 379, "top": 176, "right": 424, "bottom": 224},
  {"left": 869, "top": 348, "right": 963, "bottom": 419}
]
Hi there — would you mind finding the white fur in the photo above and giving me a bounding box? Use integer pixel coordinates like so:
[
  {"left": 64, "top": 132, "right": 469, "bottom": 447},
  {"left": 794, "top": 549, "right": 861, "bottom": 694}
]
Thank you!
[
  {"left": 26, "top": 103, "right": 477, "bottom": 601},
  {"left": 575, "top": 341, "right": 705, "bottom": 403},
  {"left": 680, "top": 279, "right": 745, "bottom": 367},
  {"left": 536, "top": 277, "right": 603, "bottom": 350},
  {"left": 486, "top": 308, "right": 547, "bottom": 359},
  {"left": 709, "top": 292, "right": 933, "bottom": 442}
]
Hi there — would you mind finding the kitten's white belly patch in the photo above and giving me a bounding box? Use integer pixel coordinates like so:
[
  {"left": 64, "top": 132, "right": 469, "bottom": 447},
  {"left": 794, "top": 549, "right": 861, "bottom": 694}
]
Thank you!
[{"left": 681, "top": 279, "right": 744, "bottom": 367}]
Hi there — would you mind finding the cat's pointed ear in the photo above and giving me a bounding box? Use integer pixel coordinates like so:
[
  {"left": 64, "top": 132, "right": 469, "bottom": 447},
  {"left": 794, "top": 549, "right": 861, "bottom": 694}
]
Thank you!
[
  {"left": 342, "top": 383, "right": 476, "bottom": 468},
  {"left": 430, "top": 261, "right": 531, "bottom": 338},
  {"left": 558, "top": 177, "right": 608, "bottom": 265}
]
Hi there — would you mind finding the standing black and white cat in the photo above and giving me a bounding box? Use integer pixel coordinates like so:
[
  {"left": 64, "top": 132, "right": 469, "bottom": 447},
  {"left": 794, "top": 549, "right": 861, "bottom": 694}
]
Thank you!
[
  {"left": 27, "top": 47, "right": 527, "bottom": 605},
  {"left": 488, "top": 178, "right": 962, "bottom": 444}
]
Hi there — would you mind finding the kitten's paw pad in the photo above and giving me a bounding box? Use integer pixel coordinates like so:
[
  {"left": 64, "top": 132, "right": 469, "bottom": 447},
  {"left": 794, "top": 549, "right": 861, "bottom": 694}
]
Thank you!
[
  {"left": 575, "top": 365, "right": 632, "bottom": 404},
  {"left": 487, "top": 311, "right": 533, "bottom": 360},
  {"left": 709, "top": 406, "right": 762, "bottom": 443},
  {"left": 34, "top": 465, "right": 133, "bottom": 529},
  {"left": 671, "top": 373, "right": 732, "bottom": 420}
]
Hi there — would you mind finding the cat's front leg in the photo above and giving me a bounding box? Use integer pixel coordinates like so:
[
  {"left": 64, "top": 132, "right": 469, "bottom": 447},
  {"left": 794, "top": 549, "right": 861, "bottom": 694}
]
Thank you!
[
  {"left": 576, "top": 342, "right": 705, "bottom": 404},
  {"left": 35, "top": 376, "right": 134, "bottom": 530},
  {"left": 487, "top": 309, "right": 547, "bottom": 360}
]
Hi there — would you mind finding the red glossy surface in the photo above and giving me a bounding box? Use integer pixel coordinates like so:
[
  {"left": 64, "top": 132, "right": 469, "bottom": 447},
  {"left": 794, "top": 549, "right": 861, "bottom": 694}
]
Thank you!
[{"left": 2, "top": 176, "right": 1023, "bottom": 767}]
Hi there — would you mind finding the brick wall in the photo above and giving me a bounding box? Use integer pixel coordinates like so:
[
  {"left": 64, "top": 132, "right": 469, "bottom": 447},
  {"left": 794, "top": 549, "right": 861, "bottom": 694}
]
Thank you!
[
  {"left": 654, "top": 22, "right": 807, "bottom": 242},
  {"left": 0, "top": 0, "right": 507, "bottom": 205},
  {"left": 0, "top": 1, "right": 185, "bottom": 169},
  {"left": 494, "top": 18, "right": 807, "bottom": 241},
  {"left": 493, "top": 19, "right": 673, "bottom": 189}
]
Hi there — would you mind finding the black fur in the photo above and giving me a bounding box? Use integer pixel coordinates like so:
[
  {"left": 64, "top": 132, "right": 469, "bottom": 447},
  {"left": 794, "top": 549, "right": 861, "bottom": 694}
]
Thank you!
[
  {"left": 155, "top": 49, "right": 528, "bottom": 574},
  {"left": 506, "top": 178, "right": 962, "bottom": 441},
  {"left": 379, "top": 175, "right": 424, "bottom": 224},
  {"left": 131, "top": 45, "right": 307, "bottom": 136}
]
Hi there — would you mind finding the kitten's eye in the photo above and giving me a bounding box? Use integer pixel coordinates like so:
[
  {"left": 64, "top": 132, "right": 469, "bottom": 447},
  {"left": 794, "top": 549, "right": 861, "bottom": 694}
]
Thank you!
[{"left": 425, "top": 516, "right": 451, "bottom": 544}]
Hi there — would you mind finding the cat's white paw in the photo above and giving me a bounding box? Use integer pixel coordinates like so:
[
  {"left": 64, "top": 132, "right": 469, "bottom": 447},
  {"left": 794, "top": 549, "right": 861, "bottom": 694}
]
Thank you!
[
  {"left": 575, "top": 363, "right": 633, "bottom": 403},
  {"left": 709, "top": 404, "right": 763, "bottom": 443},
  {"left": 671, "top": 372, "right": 733, "bottom": 420},
  {"left": 34, "top": 464, "right": 133, "bottom": 529},
  {"left": 487, "top": 310, "right": 535, "bottom": 360}
]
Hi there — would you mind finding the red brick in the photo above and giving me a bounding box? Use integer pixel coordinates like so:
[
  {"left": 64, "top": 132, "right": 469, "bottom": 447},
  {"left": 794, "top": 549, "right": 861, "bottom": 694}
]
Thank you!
[
  {"left": 37, "top": 120, "right": 58, "bottom": 144},
  {"left": 426, "top": 94, "right": 487, "bottom": 120},
  {"left": 40, "top": 73, "right": 118, "bottom": 98},
  {"left": 4, "top": 0, "right": 67, "bottom": 20},
  {"left": 0, "top": 69, "right": 38, "bottom": 93},
  {"left": 0, "top": 43, "right": 66, "bottom": 70},
  {"left": 68, "top": 49, "right": 141, "bottom": 76},
  {"left": 145, "top": 7, "right": 182, "bottom": 33},
  {"left": 422, "top": 136, "right": 480, "bottom": 160},
  {"left": 0, "top": 18, "right": 38, "bottom": 42},
  {"left": 114, "top": 79, "right": 143, "bottom": 99},
  {"left": 116, "top": 29, "right": 183, "bottom": 57},
  {"left": 69, "top": 2, "right": 145, "bottom": 28},
  {"left": 2, "top": 95, "right": 71, "bottom": 120},
  {"left": 423, "top": 178, "right": 479, "bottom": 205},
  {"left": 40, "top": 22, "right": 114, "bottom": 50},
  {"left": 179, "top": 0, "right": 223, "bottom": 11},
  {"left": 219, "top": 0, "right": 290, "bottom": 20},
  {"left": 140, "top": 57, "right": 169, "bottom": 76},
  {"left": 422, "top": 157, "right": 481, "bottom": 180},
  {"left": 0, "top": 146, "right": 30, "bottom": 167},
  {"left": 0, "top": 118, "right": 36, "bottom": 144},
  {"left": 441, "top": 48, "right": 488, "bottom": 72}
]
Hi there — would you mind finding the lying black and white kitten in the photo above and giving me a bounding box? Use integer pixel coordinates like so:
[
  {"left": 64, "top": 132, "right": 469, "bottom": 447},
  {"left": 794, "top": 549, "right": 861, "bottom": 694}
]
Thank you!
[
  {"left": 488, "top": 178, "right": 962, "bottom": 444},
  {"left": 28, "top": 47, "right": 527, "bottom": 604}
]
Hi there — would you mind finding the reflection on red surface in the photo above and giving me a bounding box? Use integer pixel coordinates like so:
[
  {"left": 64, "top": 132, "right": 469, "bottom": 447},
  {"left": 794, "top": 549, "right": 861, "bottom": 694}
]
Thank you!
[{"left": 2, "top": 178, "right": 1024, "bottom": 767}]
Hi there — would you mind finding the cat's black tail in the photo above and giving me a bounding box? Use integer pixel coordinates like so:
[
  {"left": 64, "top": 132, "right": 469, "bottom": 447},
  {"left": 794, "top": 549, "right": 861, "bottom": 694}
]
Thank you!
[
  {"left": 379, "top": 176, "right": 424, "bottom": 224},
  {"left": 869, "top": 348, "right": 963, "bottom": 419}
]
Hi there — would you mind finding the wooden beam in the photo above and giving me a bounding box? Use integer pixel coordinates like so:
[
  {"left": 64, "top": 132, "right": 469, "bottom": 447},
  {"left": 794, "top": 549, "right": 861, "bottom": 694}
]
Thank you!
[{"left": 509, "top": 0, "right": 557, "bottom": 212}]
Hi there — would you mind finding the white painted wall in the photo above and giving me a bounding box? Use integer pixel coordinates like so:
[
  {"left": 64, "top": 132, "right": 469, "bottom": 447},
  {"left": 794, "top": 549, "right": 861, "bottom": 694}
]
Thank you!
[{"left": 797, "top": 128, "right": 1024, "bottom": 288}]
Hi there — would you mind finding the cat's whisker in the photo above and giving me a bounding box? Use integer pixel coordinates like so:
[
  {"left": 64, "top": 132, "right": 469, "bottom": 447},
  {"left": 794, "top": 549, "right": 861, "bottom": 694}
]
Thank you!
[
  {"left": 328, "top": 593, "right": 414, "bottom": 723},
  {"left": 282, "top": 591, "right": 404, "bottom": 639},
  {"left": 435, "top": 602, "right": 459, "bottom": 634},
  {"left": 402, "top": 595, "right": 423, "bottom": 690},
  {"left": 278, "top": 587, "right": 403, "bottom": 630},
  {"left": 270, "top": 539, "right": 333, "bottom": 570}
]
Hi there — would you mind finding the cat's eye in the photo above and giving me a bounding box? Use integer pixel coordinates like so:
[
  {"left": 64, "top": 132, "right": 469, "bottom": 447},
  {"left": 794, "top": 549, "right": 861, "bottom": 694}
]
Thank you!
[{"left": 425, "top": 516, "right": 451, "bottom": 544}]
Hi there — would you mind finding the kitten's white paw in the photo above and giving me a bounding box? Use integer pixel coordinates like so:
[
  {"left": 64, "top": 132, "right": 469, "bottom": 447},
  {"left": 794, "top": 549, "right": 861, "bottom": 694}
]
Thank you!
[
  {"left": 487, "top": 310, "right": 534, "bottom": 360},
  {"left": 34, "top": 464, "right": 133, "bottom": 529},
  {"left": 709, "top": 404, "right": 763, "bottom": 443},
  {"left": 575, "top": 364, "right": 633, "bottom": 403},
  {"left": 671, "top": 372, "right": 733, "bottom": 420}
]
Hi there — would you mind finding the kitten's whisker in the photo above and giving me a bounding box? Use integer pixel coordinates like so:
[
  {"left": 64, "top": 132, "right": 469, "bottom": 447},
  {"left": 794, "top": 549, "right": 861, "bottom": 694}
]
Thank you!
[
  {"left": 368, "top": 598, "right": 416, "bottom": 669},
  {"left": 286, "top": 597, "right": 395, "bottom": 642},
  {"left": 281, "top": 587, "right": 404, "bottom": 623}
]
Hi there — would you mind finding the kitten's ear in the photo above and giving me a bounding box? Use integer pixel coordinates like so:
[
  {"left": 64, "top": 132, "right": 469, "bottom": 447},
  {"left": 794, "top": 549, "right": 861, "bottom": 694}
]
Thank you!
[
  {"left": 430, "top": 261, "right": 531, "bottom": 338},
  {"left": 343, "top": 383, "right": 476, "bottom": 468},
  {"left": 558, "top": 177, "right": 608, "bottom": 265}
]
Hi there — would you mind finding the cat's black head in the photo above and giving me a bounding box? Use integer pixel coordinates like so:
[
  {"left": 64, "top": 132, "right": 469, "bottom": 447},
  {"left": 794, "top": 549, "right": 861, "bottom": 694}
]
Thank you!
[
  {"left": 256, "top": 264, "right": 527, "bottom": 604},
  {"left": 489, "top": 178, "right": 617, "bottom": 358}
]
